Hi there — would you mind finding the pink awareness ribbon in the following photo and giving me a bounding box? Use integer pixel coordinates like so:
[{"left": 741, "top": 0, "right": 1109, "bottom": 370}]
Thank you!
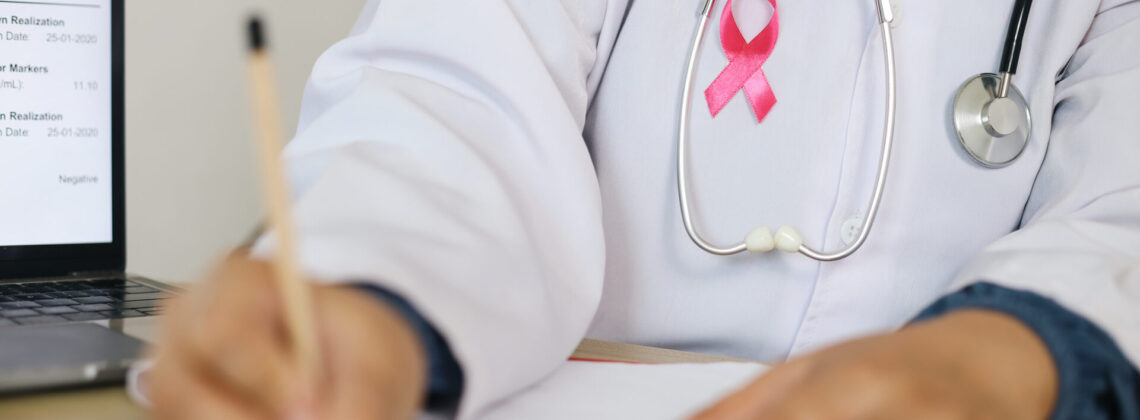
[{"left": 705, "top": 0, "right": 780, "bottom": 123}]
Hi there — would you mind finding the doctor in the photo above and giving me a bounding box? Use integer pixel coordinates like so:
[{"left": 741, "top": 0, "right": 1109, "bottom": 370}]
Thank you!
[{"left": 149, "top": 0, "right": 1140, "bottom": 419}]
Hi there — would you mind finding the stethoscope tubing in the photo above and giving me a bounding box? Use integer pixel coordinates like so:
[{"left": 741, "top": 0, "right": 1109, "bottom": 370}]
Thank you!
[
  {"left": 1000, "top": 0, "right": 1033, "bottom": 76},
  {"left": 676, "top": 0, "right": 898, "bottom": 260},
  {"left": 677, "top": 0, "right": 745, "bottom": 256}
]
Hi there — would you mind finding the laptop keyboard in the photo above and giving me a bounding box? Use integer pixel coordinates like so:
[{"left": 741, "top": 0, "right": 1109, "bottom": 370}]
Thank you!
[{"left": 0, "top": 278, "right": 169, "bottom": 327}]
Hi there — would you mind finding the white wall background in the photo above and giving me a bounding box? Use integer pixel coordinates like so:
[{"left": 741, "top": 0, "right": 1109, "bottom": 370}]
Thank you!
[{"left": 125, "top": 0, "right": 366, "bottom": 283}]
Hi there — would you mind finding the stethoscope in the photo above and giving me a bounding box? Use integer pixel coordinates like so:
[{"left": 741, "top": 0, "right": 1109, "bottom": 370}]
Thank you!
[{"left": 677, "top": 0, "right": 1034, "bottom": 260}]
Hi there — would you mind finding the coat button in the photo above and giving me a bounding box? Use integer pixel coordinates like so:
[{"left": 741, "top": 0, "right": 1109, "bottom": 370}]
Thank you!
[
  {"left": 841, "top": 216, "right": 865, "bottom": 246},
  {"left": 891, "top": 0, "right": 902, "bottom": 27}
]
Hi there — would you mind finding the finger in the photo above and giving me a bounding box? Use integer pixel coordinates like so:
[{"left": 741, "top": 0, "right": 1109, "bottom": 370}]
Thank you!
[
  {"left": 195, "top": 259, "right": 298, "bottom": 410},
  {"left": 751, "top": 358, "right": 906, "bottom": 420},
  {"left": 196, "top": 261, "right": 295, "bottom": 401},
  {"left": 158, "top": 258, "right": 297, "bottom": 413},
  {"left": 322, "top": 364, "right": 403, "bottom": 420},
  {"left": 194, "top": 257, "right": 281, "bottom": 324},
  {"left": 690, "top": 360, "right": 814, "bottom": 420},
  {"left": 748, "top": 382, "right": 838, "bottom": 420},
  {"left": 210, "top": 323, "right": 298, "bottom": 412},
  {"left": 148, "top": 344, "right": 269, "bottom": 420},
  {"left": 157, "top": 258, "right": 281, "bottom": 352}
]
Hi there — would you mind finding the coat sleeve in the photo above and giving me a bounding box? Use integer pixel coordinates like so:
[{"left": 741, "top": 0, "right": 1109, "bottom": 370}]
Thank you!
[
  {"left": 257, "top": 1, "right": 630, "bottom": 417},
  {"left": 950, "top": 0, "right": 1140, "bottom": 368}
]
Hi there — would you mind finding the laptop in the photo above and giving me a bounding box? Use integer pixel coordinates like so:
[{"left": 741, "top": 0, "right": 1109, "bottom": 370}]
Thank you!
[{"left": 0, "top": 0, "right": 177, "bottom": 393}]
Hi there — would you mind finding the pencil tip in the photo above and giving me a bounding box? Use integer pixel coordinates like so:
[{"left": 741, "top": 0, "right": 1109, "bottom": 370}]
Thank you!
[{"left": 248, "top": 15, "right": 266, "bottom": 52}]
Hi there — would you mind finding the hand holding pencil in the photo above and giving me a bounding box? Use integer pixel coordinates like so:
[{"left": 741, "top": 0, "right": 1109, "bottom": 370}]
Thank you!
[
  {"left": 148, "top": 259, "right": 427, "bottom": 419},
  {"left": 144, "top": 17, "right": 428, "bottom": 420}
]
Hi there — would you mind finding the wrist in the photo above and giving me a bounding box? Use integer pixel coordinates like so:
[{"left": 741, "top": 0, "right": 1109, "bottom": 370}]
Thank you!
[
  {"left": 326, "top": 286, "right": 429, "bottom": 410},
  {"left": 916, "top": 309, "right": 1057, "bottom": 419},
  {"left": 352, "top": 284, "right": 466, "bottom": 404}
]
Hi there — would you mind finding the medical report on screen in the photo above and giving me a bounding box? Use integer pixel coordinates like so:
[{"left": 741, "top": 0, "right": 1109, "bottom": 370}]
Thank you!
[{"left": 0, "top": 0, "right": 113, "bottom": 246}]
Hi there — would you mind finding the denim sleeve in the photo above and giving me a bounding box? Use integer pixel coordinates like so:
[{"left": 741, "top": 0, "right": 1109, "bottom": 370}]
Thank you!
[
  {"left": 355, "top": 284, "right": 465, "bottom": 405},
  {"left": 914, "top": 282, "right": 1140, "bottom": 420}
]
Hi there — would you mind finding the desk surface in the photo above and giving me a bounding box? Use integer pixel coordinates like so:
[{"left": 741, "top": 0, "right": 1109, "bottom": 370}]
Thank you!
[{"left": 0, "top": 339, "right": 753, "bottom": 420}]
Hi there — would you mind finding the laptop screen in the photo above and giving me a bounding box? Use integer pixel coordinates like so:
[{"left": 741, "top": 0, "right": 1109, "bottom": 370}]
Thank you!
[{"left": 0, "top": 0, "right": 114, "bottom": 247}]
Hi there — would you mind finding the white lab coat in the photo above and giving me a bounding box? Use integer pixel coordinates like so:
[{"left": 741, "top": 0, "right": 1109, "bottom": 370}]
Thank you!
[{"left": 271, "top": 0, "right": 1140, "bottom": 417}]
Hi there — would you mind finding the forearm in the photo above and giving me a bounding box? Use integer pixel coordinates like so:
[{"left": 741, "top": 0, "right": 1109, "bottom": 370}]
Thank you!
[
  {"left": 915, "top": 283, "right": 1140, "bottom": 419},
  {"left": 265, "top": 2, "right": 632, "bottom": 416}
]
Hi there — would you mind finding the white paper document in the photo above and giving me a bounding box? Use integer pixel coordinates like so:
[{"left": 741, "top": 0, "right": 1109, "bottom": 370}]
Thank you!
[{"left": 426, "top": 361, "right": 768, "bottom": 419}]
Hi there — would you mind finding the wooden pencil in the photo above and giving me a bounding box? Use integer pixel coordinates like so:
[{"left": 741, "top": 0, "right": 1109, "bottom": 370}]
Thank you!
[{"left": 246, "top": 16, "right": 321, "bottom": 382}]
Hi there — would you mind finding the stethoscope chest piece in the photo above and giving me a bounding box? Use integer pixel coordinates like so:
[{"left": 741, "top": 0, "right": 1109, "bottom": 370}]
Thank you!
[{"left": 952, "top": 73, "right": 1032, "bottom": 168}]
